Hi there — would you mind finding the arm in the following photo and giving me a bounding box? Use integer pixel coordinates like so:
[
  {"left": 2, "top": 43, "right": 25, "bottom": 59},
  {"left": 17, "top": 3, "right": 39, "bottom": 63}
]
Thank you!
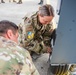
[
  {"left": 42, "top": 22, "right": 56, "bottom": 53},
  {"left": 21, "top": 50, "right": 40, "bottom": 75},
  {"left": 18, "top": 16, "right": 34, "bottom": 48}
]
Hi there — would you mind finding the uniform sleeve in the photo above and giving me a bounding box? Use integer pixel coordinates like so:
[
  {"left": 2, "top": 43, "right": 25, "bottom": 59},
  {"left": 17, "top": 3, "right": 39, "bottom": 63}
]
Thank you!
[
  {"left": 28, "top": 53, "right": 40, "bottom": 75},
  {"left": 18, "top": 16, "right": 34, "bottom": 48},
  {"left": 46, "top": 21, "right": 56, "bottom": 47},
  {"left": 0, "top": 48, "right": 23, "bottom": 75},
  {"left": 41, "top": 21, "right": 57, "bottom": 52},
  {"left": 20, "top": 50, "right": 40, "bottom": 75}
]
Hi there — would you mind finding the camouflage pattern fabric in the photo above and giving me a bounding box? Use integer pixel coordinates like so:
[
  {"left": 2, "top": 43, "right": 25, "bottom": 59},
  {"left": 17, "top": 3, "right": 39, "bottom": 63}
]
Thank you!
[
  {"left": 0, "top": 36, "right": 40, "bottom": 75},
  {"left": 19, "top": 12, "right": 56, "bottom": 54}
]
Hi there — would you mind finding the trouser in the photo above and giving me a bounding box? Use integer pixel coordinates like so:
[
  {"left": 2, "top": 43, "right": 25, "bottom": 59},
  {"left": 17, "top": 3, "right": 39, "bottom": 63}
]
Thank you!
[
  {"left": 40, "top": 0, "right": 43, "bottom": 3},
  {"left": 13, "top": 0, "right": 16, "bottom": 2},
  {"left": 1, "top": 0, "right": 4, "bottom": 2},
  {"left": 31, "top": 51, "right": 41, "bottom": 60},
  {"left": 40, "top": 0, "right": 43, "bottom": 2},
  {"left": 31, "top": 51, "right": 52, "bottom": 62},
  {"left": 9, "top": 0, "right": 16, "bottom": 2},
  {"left": 18, "top": 0, "right": 22, "bottom": 2}
]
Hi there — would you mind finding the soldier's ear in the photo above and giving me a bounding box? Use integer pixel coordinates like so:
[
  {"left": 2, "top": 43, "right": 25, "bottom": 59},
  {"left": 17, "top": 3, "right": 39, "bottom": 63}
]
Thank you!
[{"left": 6, "top": 29, "right": 14, "bottom": 39}]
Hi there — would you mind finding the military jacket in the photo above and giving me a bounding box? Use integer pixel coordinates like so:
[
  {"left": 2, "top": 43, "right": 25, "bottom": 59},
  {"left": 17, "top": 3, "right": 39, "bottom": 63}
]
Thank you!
[
  {"left": 0, "top": 36, "right": 40, "bottom": 75},
  {"left": 19, "top": 12, "right": 56, "bottom": 54}
]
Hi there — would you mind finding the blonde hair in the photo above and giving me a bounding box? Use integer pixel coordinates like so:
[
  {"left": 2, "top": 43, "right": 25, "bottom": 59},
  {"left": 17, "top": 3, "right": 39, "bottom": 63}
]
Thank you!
[{"left": 38, "top": 4, "right": 54, "bottom": 17}]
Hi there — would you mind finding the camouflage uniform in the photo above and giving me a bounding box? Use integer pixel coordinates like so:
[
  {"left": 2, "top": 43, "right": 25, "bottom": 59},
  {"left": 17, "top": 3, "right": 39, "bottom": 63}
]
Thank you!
[
  {"left": 17, "top": 0, "right": 22, "bottom": 4},
  {"left": 19, "top": 12, "right": 56, "bottom": 54},
  {"left": 9, "top": 0, "right": 16, "bottom": 2},
  {"left": 0, "top": 36, "right": 40, "bottom": 75}
]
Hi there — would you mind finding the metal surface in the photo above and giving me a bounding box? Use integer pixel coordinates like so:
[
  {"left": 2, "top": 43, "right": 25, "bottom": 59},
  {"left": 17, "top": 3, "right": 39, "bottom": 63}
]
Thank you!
[
  {"left": 47, "top": 64, "right": 69, "bottom": 75},
  {"left": 51, "top": 0, "right": 76, "bottom": 64}
]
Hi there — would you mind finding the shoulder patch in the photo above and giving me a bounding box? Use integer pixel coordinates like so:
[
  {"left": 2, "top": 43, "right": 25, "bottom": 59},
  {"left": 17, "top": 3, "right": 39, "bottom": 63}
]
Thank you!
[{"left": 26, "top": 25, "right": 33, "bottom": 32}]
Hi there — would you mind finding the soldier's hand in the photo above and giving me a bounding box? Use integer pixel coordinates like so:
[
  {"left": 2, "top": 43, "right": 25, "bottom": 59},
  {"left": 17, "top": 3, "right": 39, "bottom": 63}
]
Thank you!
[{"left": 46, "top": 46, "right": 52, "bottom": 53}]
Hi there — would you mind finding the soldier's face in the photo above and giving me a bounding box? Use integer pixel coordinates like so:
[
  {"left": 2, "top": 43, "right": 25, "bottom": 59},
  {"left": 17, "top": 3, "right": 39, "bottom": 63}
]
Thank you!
[{"left": 39, "top": 15, "right": 53, "bottom": 24}]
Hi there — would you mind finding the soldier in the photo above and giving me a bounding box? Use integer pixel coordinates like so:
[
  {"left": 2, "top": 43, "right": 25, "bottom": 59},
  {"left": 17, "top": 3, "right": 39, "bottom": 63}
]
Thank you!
[
  {"left": 9, "top": 0, "right": 22, "bottom": 4},
  {"left": 19, "top": 4, "right": 56, "bottom": 60},
  {"left": 17, "top": 0, "right": 22, "bottom": 4},
  {"left": 38, "top": 0, "right": 43, "bottom": 5},
  {"left": 0, "top": 20, "right": 40, "bottom": 75},
  {"left": 1, "top": 0, "right": 5, "bottom": 3},
  {"left": 13, "top": 0, "right": 16, "bottom": 2},
  {"left": 9, "top": 0, "right": 16, "bottom": 2}
]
